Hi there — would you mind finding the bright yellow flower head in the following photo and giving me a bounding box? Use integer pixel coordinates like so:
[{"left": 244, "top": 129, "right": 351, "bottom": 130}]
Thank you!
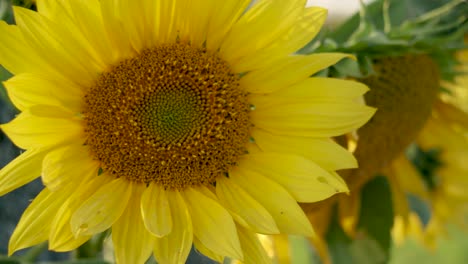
[{"left": 0, "top": 0, "right": 374, "bottom": 263}]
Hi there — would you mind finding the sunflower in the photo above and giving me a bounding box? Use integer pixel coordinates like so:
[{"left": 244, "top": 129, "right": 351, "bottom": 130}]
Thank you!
[
  {"left": 390, "top": 45, "right": 468, "bottom": 247},
  {"left": 0, "top": 1, "right": 374, "bottom": 263}
]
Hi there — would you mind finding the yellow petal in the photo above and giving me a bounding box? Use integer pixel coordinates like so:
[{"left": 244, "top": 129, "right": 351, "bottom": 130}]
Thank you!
[
  {"left": 42, "top": 144, "right": 99, "bottom": 191},
  {"left": 434, "top": 100, "right": 468, "bottom": 131},
  {"left": 153, "top": 190, "right": 193, "bottom": 264},
  {"left": 71, "top": 177, "right": 132, "bottom": 236},
  {"left": 13, "top": 7, "right": 102, "bottom": 87},
  {"left": 184, "top": 186, "right": 243, "bottom": 260},
  {"left": 0, "top": 20, "right": 52, "bottom": 75},
  {"left": 113, "top": 184, "right": 155, "bottom": 264},
  {"left": 141, "top": 183, "right": 172, "bottom": 237},
  {"left": 385, "top": 170, "right": 410, "bottom": 226},
  {"left": 0, "top": 148, "right": 47, "bottom": 196},
  {"left": 1, "top": 105, "right": 83, "bottom": 149},
  {"left": 9, "top": 188, "right": 65, "bottom": 255},
  {"left": 390, "top": 155, "right": 429, "bottom": 200},
  {"left": 233, "top": 7, "right": 327, "bottom": 72},
  {"left": 35, "top": 0, "right": 63, "bottom": 17},
  {"left": 65, "top": 0, "right": 120, "bottom": 66},
  {"left": 99, "top": 0, "right": 135, "bottom": 58},
  {"left": 216, "top": 176, "right": 279, "bottom": 234},
  {"left": 4, "top": 73, "right": 83, "bottom": 112},
  {"left": 35, "top": 0, "right": 111, "bottom": 68},
  {"left": 150, "top": 0, "right": 180, "bottom": 44},
  {"left": 220, "top": 0, "right": 305, "bottom": 64},
  {"left": 271, "top": 235, "right": 292, "bottom": 264},
  {"left": 252, "top": 101, "right": 375, "bottom": 138},
  {"left": 48, "top": 203, "right": 91, "bottom": 252},
  {"left": 177, "top": 0, "right": 216, "bottom": 46},
  {"left": 237, "top": 226, "right": 270, "bottom": 264},
  {"left": 206, "top": 0, "right": 251, "bottom": 50},
  {"left": 116, "top": 0, "right": 153, "bottom": 51},
  {"left": 193, "top": 237, "right": 225, "bottom": 263},
  {"left": 230, "top": 167, "right": 314, "bottom": 236},
  {"left": 49, "top": 173, "right": 111, "bottom": 251},
  {"left": 268, "top": 77, "right": 369, "bottom": 98},
  {"left": 252, "top": 128, "right": 357, "bottom": 171},
  {"left": 240, "top": 53, "right": 351, "bottom": 94},
  {"left": 240, "top": 153, "right": 348, "bottom": 202}
]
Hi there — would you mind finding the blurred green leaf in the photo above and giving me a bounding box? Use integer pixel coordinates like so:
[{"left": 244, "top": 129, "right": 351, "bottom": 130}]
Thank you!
[
  {"left": 326, "top": 211, "right": 354, "bottom": 264},
  {"left": 357, "top": 176, "right": 394, "bottom": 261},
  {"left": 330, "top": 0, "right": 458, "bottom": 43},
  {"left": 349, "top": 236, "right": 386, "bottom": 264},
  {"left": 0, "top": 257, "right": 111, "bottom": 264},
  {"left": 326, "top": 175, "right": 393, "bottom": 264},
  {"left": 0, "top": 258, "right": 21, "bottom": 264}
]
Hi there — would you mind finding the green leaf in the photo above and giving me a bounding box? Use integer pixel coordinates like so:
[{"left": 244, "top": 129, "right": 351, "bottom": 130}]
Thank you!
[
  {"left": 37, "top": 261, "right": 111, "bottom": 264},
  {"left": 325, "top": 211, "right": 354, "bottom": 264},
  {"left": 330, "top": 0, "right": 456, "bottom": 43},
  {"left": 349, "top": 236, "right": 386, "bottom": 264},
  {"left": 0, "top": 258, "right": 21, "bottom": 264},
  {"left": 357, "top": 176, "right": 394, "bottom": 261},
  {"left": 325, "top": 176, "right": 393, "bottom": 264}
]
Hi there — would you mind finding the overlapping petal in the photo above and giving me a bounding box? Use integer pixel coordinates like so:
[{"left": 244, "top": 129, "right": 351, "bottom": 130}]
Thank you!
[
  {"left": 153, "top": 190, "right": 193, "bottom": 264},
  {"left": 184, "top": 187, "right": 243, "bottom": 260},
  {"left": 240, "top": 153, "right": 348, "bottom": 202},
  {"left": 42, "top": 144, "right": 99, "bottom": 191},
  {"left": 230, "top": 167, "right": 315, "bottom": 236},
  {"left": 70, "top": 177, "right": 132, "bottom": 236},
  {"left": 220, "top": 0, "right": 305, "bottom": 65},
  {"left": 216, "top": 176, "right": 279, "bottom": 234},
  {"left": 9, "top": 188, "right": 67, "bottom": 255},
  {"left": 1, "top": 105, "right": 83, "bottom": 149},
  {"left": 113, "top": 184, "right": 155, "bottom": 264},
  {"left": 141, "top": 183, "right": 173, "bottom": 237},
  {"left": 48, "top": 175, "right": 111, "bottom": 251},
  {"left": 0, "top": 148, "right": 47, "bottom": 196}
]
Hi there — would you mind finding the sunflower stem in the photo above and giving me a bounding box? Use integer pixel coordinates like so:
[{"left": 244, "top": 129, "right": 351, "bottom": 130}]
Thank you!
[
  {"left": 410, "top": 0, "right": 465, "bottom": 24},
  {"left": 382, "top": 0, "right": 391, "bottom": 33}
]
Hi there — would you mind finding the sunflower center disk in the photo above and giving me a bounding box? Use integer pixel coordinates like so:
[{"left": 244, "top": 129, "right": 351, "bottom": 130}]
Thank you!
[
  {"left": 83, "top": 43, "right": 251, "bottom": 189},
  {"left": 343, "top": 55, "right": 439, "bottom": 189}
]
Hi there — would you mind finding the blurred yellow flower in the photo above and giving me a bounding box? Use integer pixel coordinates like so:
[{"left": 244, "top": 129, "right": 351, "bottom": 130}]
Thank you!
[
  {"left": 391, "top": 46, "right": 468, "bottom": 247},
  {"left": 0, "top": 0, "right": 374, "bottom": 263}
]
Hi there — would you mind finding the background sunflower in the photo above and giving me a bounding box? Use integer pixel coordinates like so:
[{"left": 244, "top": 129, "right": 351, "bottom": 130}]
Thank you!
[
  {"left": 266, "top": 0, "right": 468, "bottom": 263},
  {"left": 0, "top": 0, "right": 373, "bottom": 264}
]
